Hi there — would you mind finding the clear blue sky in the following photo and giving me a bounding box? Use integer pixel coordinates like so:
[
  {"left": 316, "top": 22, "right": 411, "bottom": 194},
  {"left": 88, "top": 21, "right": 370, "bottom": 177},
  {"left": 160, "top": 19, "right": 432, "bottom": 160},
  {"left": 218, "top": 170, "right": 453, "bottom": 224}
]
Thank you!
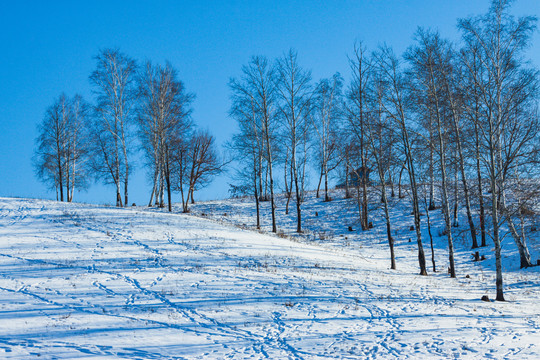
[{"left": 1, "top": 1, "right": 538, "bottom": 205}]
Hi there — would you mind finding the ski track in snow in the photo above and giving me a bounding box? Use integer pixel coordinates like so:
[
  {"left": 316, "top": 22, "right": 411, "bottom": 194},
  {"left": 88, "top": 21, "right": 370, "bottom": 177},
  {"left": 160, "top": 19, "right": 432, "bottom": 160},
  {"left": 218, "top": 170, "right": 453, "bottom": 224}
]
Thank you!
[{"left": 0, "top": 195, "right": 539, "bottom": 358}]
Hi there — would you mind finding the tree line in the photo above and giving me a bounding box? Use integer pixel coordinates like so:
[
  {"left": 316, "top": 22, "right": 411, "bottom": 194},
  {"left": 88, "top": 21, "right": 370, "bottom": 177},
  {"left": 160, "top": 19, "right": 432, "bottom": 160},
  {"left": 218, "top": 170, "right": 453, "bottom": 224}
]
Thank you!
[
  {"left": 34, "top": 51, "right": 223, "bottom": 212},
  {"left": 228, "top": 0, "right": 539, "bottom": 301}
]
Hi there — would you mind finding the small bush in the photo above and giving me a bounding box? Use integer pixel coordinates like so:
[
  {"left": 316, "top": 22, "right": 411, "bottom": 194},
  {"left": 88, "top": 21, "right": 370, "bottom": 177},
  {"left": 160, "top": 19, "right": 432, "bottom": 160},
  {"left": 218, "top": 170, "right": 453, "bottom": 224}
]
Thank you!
[{"left": 318, "top": 232, "right": 330, "bottom": 240}]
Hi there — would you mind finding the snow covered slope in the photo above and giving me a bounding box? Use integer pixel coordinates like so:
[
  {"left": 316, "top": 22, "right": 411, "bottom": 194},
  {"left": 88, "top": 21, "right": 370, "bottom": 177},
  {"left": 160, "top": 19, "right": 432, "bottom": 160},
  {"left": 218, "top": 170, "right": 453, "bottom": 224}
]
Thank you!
[{"left": 0, "top": 196, "right": 539, "bottom": 359}]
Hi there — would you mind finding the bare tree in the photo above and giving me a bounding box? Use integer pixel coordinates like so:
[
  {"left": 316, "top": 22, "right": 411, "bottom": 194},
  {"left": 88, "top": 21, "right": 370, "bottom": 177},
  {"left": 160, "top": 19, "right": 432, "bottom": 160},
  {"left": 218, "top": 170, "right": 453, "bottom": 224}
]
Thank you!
[
  {"left": 275, "top": 49, "right": 312, "bottom": 233},
  {"left": 430, "top": 34, "right": 480, "bottom": 250},
  {"left": 502, "top": 163, "right": 540, "bottom": 268},
  {"left": 459, "top": 0, "right": 538, "bottom": 300},
  {"left": 183, "top": 130, "right": 224, "bottom": 211},
  {"left": 34, "top": 94, "right": 89, "bottom": 201},
  {"left": 462, "top": 44, "right": 488, "bottom": 247},
  {"left": 89, "top": 48, "right": 137, "bottom": 207},
  {"left": 374, "top": 45, "right": 428, "bottom": 276},
  {"left": 65, "top": 95, "right": 91, "bottom": 202},
  {"left": 406, "top": 28, "right": 457, "bottom": 277},
  {"left": 136, "top": 61, "right": 194, "bottom": 211},
  {"left": 229, "top": 56, "right": 279, "bottom": 232},
  {"left": 229, "top": 91, "right": 265, "bottom": 227},
  {"left": 312, "top": 73, "right": 344, "bottom": 201},
  {"left": 366, "top": 69, "right": 397, "bottom": 269},
  {"left": 35, "top": 95, "right": 69, "bottom": 201},
  {"left": 346, "top": 42, "right": 371, "bottom": 231}
]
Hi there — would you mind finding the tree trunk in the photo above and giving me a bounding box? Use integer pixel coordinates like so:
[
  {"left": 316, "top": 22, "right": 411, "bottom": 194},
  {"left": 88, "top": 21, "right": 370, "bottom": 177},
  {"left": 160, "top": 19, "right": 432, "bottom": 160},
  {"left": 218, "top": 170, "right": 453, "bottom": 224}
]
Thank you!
[
  {"left": 453, "top": 123, "right": 478, "bottom": 248},
  {"left": 324, "top": 163, "right": 330, "bottom": 202},
  {"left": 425, "top": 201, "right": 436, "bottom": 272},
  {"left": 502, "top": 195, "right": 533, "bottom": 268},
  {"left": 124, "top": 172, "right": 129, "bottom": 208},
  {"left": 165, "top": 147, "right": 172, "bottom": 212},
  {"left": 452, "top": 167, "right": 459, "bottom": 227},
  {"left": 506, "top": 214, "right": 533, "bottom": 268},
  {"left": 429, "top": 118, "right": 435, "bottom": 210},
  {"left": 474, "top": 123, "right": 487, "bottom": 247},
  {"left": 70, "top": 154, "right": 76, "bottom": 202},
  {"left": 158, "top": 169, "right": 164, "bottom": 208},
  {"left": 253, "top": 162, "right": 260, "bottom": 229},
  {"left": 361, "top": 171, "right": 368, "bottom": 230},
  {"left": 258, "top": 154, "right": 264, "bottom": 201},
  {"left": 398, "top": 165, "right": 404, "bottom": 199},
  {"left": 389, "top": 172, "right": 395, "bottom": 198},
  {"left": 432, "top": 92, "right": 456, "bottom": 278},
  {"left": 148, "top": 167, "right": 158, "bottom": 207},
  {"left": 377, "top": 158, "right": 395, "bottom": 269},
  {"left": 403, "top": 131, "right": 427, "bottom": 276},
  {"left": 284, "top": 154, "right": 291, "bottom": 214},
  {"left": 492, "top": 185, "right": 504, "bottom": 301},
  {"left": 66, "top": 156, "right": 71, "bottom": 203},
  {"left": 490, "top": 132, "right": 505, "bottom": 301},
  {"left": 57, "top": 150, "right": 64, "bottom": 202},
  {"left": 59, "top": 174, "right": 64, "bottom": 202},
  {"left": 345, "top": 156, "right": 351, "bottom": 199},
  {"left": 316, "top": 167, "right": 323, "bottom": 198},
  {"left": 180, "top": 180, "right": 187, "bottom": 213},
  {"left": 116, "top": 187, "right": 123, "bottom": 208},
  {"left": 180, "top": 184, "right": 187, "bottom": 213},
  {"left": 518, "top": 199, "right": 531, "bottom": 268},
  {"left": 264, "top": 111, "right": 277, "bottom": 232},
  {"left": 294, "top": 169, "right": 302, "bottom": 233}
]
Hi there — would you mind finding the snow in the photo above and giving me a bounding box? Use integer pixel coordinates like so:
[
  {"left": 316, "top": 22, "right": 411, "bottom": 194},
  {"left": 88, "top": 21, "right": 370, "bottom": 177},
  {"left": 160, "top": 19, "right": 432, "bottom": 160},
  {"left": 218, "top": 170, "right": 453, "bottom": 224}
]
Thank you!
[{"left": 0, "top": 193, "right": 539, "bottom": 359}]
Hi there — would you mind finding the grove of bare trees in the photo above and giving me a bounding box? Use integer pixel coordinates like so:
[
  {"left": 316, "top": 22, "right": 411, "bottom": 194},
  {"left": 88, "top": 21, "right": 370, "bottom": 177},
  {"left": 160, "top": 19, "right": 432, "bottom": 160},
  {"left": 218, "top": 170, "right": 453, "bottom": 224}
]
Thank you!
[
  {"left": 228, "top": 0, "right": 539, "bottom": 300},
  {"left": 34, "top": 94, "right": 90, "bottom": 202},
  {"left": 35, "top": 49, "right": 222, "bottom": 212}
]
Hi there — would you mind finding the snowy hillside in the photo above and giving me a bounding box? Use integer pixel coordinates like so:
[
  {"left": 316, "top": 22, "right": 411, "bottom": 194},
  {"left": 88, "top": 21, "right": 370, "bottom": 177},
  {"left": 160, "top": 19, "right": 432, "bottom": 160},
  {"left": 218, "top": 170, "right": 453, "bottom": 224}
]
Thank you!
[{"left": 0, "top": 196, "right": 539, "bottom": 359}]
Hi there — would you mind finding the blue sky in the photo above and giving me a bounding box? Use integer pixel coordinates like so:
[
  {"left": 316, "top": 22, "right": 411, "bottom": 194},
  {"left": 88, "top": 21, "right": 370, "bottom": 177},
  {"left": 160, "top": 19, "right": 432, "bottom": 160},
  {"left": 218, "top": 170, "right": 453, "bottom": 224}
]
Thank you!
[{"left": 1, "top": 1, "right": 539, "bottom": 205}]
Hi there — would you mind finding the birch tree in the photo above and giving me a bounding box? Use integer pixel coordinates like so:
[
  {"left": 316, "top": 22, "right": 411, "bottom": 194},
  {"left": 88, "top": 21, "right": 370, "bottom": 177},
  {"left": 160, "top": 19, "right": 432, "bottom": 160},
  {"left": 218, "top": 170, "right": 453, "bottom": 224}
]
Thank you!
[
  {"left": 374, "top": 45, "right": 428, "bottom": 276},
  {"left": 275, "top": 49, "right": 312, "bottom": 233},
  {"left": 89, "top": 48, "right": 137, "bottom": 207},
  {"left": 459, "top": 0, "right": 538, "bottom": 300},
  {"left": 184, "top": 130, "right": 224, "bottom": 210},
  {"left": 229, "top": 91, "right": 265, "bottom": 227},
  {"left": 64, "top": 95, "right": 90, "bottom": 202},
  {"left": 34, "top": 94, "right": 90, "bottom": 201},
  {"left": 406, "top": 29, "right": 457, "bottom": 277},
  {"left": 137, "top": 61, "right": 194, "bottom": 211},
  {"left": 230, "top": 56, "right": 279, "bottom": 232},
  {"left": 462, "top": 45, "right": 489, "bottom": 247},
  {"left": 346, "top": 42, "right": 371, "bottom": 231},
  {"left": 312, "top": 73, "right": 344, "bottom": 202},
  {"left": 366, "top": 70, "right": 397, "bottom": 269}
]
